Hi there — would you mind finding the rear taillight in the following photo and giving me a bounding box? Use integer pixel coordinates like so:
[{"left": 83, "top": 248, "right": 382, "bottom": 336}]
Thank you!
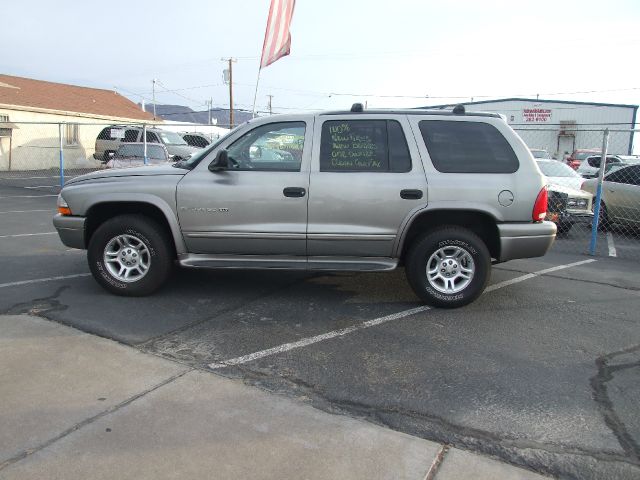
[{"left": 532, "top": 187, "right": 548, "bottom": 222}]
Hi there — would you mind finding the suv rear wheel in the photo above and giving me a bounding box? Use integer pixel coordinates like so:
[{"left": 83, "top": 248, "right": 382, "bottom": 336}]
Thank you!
[
  {"left": 88, "top": 215, "right": 173, "bottom": 296},
  {"left": 405, "top": 226, "right": 491, "bottom": 308}
]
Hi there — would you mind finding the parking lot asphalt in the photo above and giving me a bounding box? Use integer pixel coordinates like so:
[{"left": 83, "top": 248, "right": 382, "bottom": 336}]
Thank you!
[{"left": 1, "top": 185, "right": 640, "bottom": 480}]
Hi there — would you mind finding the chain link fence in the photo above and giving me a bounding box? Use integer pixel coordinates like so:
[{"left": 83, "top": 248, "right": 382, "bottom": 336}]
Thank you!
[
  {"left": 1, "top": 120, "right": 638, "bottom": 260},
  {"left": 514, "top": 126, "right": 640, "bottom": 260},
  {"left": 0, "top": 121, "right": 230, "bottom": 191}
]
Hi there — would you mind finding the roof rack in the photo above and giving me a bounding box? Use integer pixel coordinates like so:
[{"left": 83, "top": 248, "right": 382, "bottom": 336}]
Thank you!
[{"left": 320, "top": 105, "right": 501, "bottom": 118}]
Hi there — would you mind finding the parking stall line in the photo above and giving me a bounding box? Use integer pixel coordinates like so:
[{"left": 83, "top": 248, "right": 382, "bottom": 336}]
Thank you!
[
  {"left": 484, "top": 259, "right": 596, "bottom": 292},
  {"left": 0, "top": 232, "right": 57, "bottom": 239},
  {"left": 606, "top": 232, "right": 617, "bottom": 257},
  {"left": 0, "top": 209, "right": 55, "bottom": 214},
  {"left": 0, "top": 273, "right": 91, "bottom": 289},
  {"left": 209, "top": 258, "right": 598, "bottom": 370},
  {"left": 0, "top": 195, "right": 58, "bottom": 198}
]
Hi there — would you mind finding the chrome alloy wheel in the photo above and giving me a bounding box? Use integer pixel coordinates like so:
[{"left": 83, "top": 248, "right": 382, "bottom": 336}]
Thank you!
[
  {"left": 426, "top": 246, "right": 475, "bottom": 294},
  {"left": 103, "top": 234, "right": 151, "bottom": 283}
]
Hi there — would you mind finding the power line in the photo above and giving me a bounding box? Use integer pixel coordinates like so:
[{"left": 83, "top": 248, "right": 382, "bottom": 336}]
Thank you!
[
  {"left": 155, "top": 80, "right": 207, "bottom": 107},
  {"left": 122, "top": 81, "right": 640, "bottom": 102}
]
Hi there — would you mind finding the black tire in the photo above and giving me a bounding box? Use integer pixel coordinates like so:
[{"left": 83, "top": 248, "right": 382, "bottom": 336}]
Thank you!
[
  {"left": 88, "top": 214, "right": 173, "bottom": 296},
  {"left": 405, "top": 226, "right": 491, "bottom": 308},
  {"left": 557, "top": 222, "right": 572, "bottom": 236},
  {"left": 102, "top": 150, "right": 115, "bottom": 163}
]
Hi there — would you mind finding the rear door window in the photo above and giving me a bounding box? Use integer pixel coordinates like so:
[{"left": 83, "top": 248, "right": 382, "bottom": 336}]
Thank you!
[
  {"left": 123, "top": 129, "right": 139, "bottom": 142},
  {"left": 419, "top": 121, "right": 519, "bottom": 173},
  {"left": 319, "top": 120, "right": 411, "bottom": 173}
]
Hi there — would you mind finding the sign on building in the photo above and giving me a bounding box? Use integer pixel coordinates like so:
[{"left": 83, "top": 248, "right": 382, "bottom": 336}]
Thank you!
[{"left": 523, "top": 108, "right": 552, "bottom": 123}]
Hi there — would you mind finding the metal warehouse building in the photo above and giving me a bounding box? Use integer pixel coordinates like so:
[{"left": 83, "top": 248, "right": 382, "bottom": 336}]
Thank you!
[{"left": 425, "top": 98, "right": 637, "bottom": 158}]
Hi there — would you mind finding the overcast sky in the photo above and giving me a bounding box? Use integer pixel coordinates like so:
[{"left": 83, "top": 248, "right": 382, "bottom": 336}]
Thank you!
[{"left": 1, "top": 0, "right": 639, "bottom": 115}]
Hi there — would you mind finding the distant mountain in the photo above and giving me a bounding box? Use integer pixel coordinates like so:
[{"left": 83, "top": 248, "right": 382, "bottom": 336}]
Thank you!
[{"left": 140, "top": 103, "right": 253, "bottom": 127}]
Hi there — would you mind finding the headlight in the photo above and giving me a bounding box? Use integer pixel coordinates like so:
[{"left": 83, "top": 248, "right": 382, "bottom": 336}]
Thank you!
[
  {"left": 567, "top": 198, "right": 588, "bottom": 209},
  {"left": 57, "top": 194, "right": 72, "bottom": 216}
]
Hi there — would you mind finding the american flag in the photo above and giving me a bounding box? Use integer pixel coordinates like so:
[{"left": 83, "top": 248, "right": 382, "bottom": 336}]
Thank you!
[{"left": 260, "top": 0, "right": 296, "bottom": 69}]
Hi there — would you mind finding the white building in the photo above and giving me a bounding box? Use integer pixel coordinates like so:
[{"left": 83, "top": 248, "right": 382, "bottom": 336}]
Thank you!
[
  {"left": 0, "top": 74, "right": 157, "bottom": 171},
  {"left": 425, "top": 98, "right": 638, "bottom": 158}
]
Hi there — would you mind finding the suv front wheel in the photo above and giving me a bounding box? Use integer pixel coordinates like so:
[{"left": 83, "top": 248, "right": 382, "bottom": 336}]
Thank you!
[
  {"left": 88, "top": 214, "right": 173, "bottom": 296},
  {"left": 406, "top": 227, "right": 491, "bottom": 308}
]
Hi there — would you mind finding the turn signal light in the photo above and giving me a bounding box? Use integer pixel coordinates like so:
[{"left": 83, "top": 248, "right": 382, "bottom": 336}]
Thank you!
[
  {"left": 57, "top": 194, "right": 72, "bottom": 216},
  {"left": 532, "top": 187, "right": 548, "bottom": 222}
]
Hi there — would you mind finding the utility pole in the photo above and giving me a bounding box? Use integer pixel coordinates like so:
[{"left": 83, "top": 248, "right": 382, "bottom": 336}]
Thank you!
[
  {"left": 207, "top": 98, "right": 213, "bottom": 125},
  {"left": 267, "top": 95, "right": 274, "bottom": 115},
  {"left": 152, "top": 79, "right": 157, "bottom": 121},
  {"left": 222, "top": 58, "right": 237, "bottom": 128}
]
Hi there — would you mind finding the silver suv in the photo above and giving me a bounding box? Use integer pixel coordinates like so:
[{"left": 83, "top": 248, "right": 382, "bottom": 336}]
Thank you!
[
  {"left": 94, "top": 125, "right": 199, "bottom": 162},
  {"left": 55, "top": 105, "right": 556, "bottom": 308}
]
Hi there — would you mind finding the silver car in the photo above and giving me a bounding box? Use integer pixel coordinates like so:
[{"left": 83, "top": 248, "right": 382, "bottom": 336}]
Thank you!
[
  {"left": 55, "top": 105, "right": 556, "bottom": 308},
  {"left": 94, "top": 125, "right": 199, "bottom": 162},
  {"left": 105, "top": 143, "right": 171, "bottom": 169},
  {"left": 582, "top": 164, "right": 640, "bottom": 229},
  {"left": 536, "top": 160, "right": 593, "bottom": 233}
]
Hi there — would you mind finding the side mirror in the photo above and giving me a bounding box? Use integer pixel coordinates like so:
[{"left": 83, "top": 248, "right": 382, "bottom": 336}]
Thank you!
[{"left": 208, "top": 150, "right": 229, "bottom": 172}]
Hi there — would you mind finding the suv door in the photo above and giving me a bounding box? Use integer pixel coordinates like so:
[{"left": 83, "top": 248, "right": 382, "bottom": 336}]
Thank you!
[
  {"left": 604, "top": 165, "right": 640, "bottom": 225},
  {"left": 177, "top": 120, "right": 311, "bottom": 256},
  {"left": 307, "top": 116, "right": 427, "bottom": 258}
]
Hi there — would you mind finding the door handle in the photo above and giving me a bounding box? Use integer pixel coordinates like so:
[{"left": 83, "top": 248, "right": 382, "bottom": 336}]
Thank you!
[
  {"left": 283, "top": 187, "right": 306, "bottom": 198},
  {"left": 400, "top": 189, "right": 423, "bottom": 200}
]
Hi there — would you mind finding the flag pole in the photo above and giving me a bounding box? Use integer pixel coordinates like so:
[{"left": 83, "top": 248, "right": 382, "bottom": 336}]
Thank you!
[{"left": 251, "top": 67, "right": 262, "bottom": 118}]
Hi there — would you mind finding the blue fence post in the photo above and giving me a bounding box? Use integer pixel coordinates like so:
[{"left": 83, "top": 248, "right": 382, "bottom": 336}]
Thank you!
[
  {"left": 58, "top": 123, "right": 65, "bottom": 187},
  {"left": 143, "top": 123, "right": 148, "bottom": 165},
  {"left": 589, "top": 128, "right": 609, "bottom": 255}
]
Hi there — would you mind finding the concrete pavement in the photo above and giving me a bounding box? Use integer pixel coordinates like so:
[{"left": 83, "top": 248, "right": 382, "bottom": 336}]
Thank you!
[{"left": 0, "top": 314, "right": 550, "bottom": 480}]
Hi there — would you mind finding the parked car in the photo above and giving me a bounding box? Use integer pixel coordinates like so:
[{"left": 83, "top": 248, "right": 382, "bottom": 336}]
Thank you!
[
  {"left": 536, "top": 160, "right": 593, "bottom": 233},
  {"left": 581, "top": 164, "right": 640, "bottom": 229},
  {"left": 576, "top": 155, "right": 626, "bottom": 178},
  {"left": 105, "top": 143, "right": 171, "bottom": 169},
  {"left": 54, "top": 104, "right": 556, "bottom": 308},
  {"left": 566, "top": 149, "right": 601, "bottom": 170},
  {"left": 530, "top": 148, "right": 552, "bottom": 159},
  {"left": 180, "top": 132, "right": 215, "bottom": 148},
  {"left": 94, "top": 126, "right": 199, "bottom": 162}
]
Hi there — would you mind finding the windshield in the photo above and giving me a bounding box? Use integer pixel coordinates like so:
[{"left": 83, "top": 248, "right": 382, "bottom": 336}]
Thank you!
[
  {"left": 116, "top": 144, "right": 167, "bottom": 160},
  {"left": 575, "top": 151, "right": 598, "bottom": 160},
  {"left": 176, "top": 128, "right": 236, "bottom": 169},
  {"left": 605, "top": 163, "right": 626, "bottom": 175},
  {"left": 531, "top": 150, "right": 549, "bottom": 159},
  {"left": 157, "top": 130, "right": 188, "bottom": 146},
  {"left": 537, "top": 160, "right": 580, "bottom": 178}
]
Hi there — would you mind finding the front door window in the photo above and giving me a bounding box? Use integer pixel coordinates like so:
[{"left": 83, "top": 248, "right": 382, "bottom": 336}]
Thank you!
[{"left": 226, "top": 122, "right": 305, "bottom": 171}]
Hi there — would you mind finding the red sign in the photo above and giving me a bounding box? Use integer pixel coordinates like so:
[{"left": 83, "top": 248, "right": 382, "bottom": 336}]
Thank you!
[{"left": 523, "top": 108, "right": 552, "bottom": 123}]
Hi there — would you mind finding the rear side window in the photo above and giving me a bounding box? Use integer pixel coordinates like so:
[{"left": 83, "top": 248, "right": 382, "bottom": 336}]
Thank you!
[
  {"left": 419, "top": 121, "right": 519, "bottom": 173},
  {"left": 320, "top": 120, "right": 411, "bottom": 173},
  {"left": 97, "top": 128, "right": 111, "bottom": 140},
  {"left": 145, "top": 131, "right": 160, "bottom": 143}
]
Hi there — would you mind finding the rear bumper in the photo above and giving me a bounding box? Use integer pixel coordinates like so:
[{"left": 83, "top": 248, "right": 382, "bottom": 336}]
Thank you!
[
  {"left": 53, "top": 214, "right": 86, "bottom": 249},
  {"left": 497, "top": 221, "right": 557, "bottom": 262}
]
